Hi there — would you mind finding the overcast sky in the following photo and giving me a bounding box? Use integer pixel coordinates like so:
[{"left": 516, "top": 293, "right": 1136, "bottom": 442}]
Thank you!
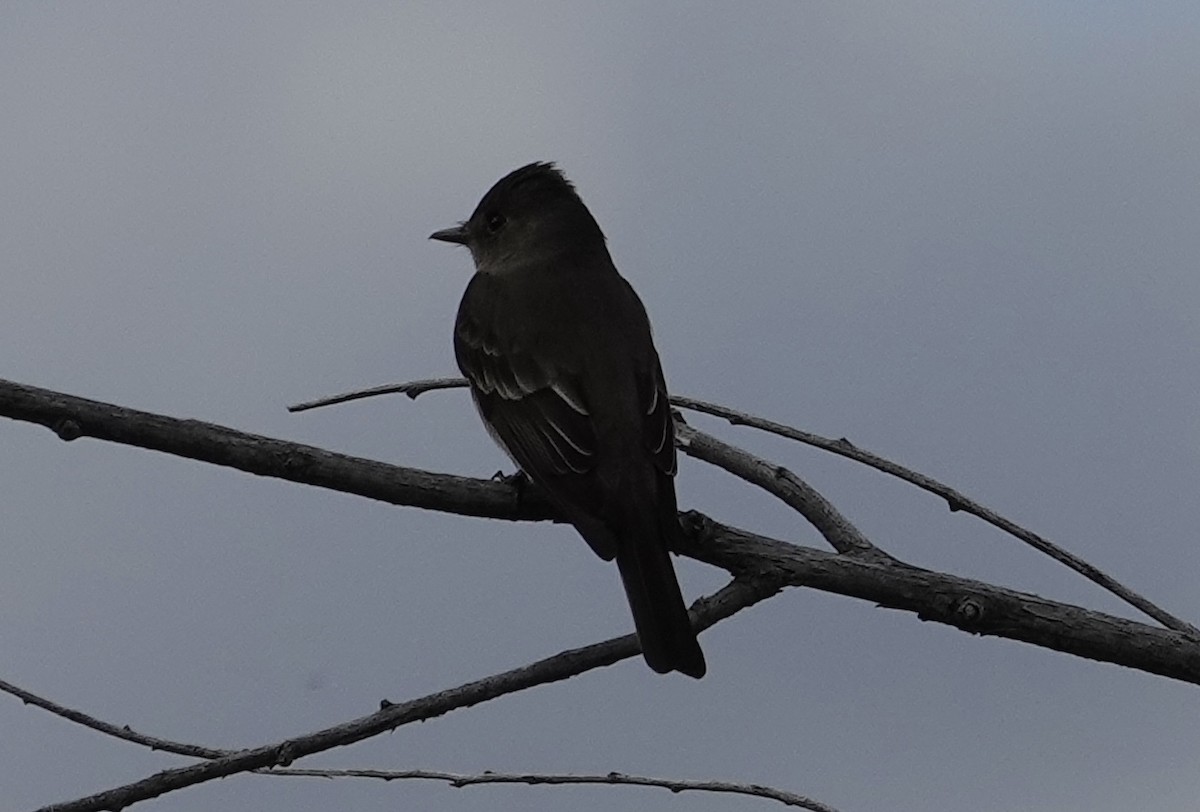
[{"left": 3, "top": 3, "right": 1200, "bottom": 811}]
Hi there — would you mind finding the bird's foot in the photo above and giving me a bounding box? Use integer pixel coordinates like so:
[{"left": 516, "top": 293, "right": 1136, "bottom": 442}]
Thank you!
[
  {"left": 493, "top": 469, "right": 531, "bottom": 507},
  {"left": 492, "top": 468, "right": 530, "bottom": 488}
]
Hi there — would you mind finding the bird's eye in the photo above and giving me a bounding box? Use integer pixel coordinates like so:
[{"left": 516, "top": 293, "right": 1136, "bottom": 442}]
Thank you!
[{"left": 485, "top": 212, "right": 507, "bottom": 233}]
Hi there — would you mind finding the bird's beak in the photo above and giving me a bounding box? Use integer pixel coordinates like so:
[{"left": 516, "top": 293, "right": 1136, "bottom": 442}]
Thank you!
[{"left": 429, "top": 224, "right": 469, "bottom": 245}]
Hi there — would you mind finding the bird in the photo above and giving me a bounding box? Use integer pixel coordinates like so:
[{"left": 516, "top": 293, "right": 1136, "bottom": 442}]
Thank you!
[{"left": 430, "top": 162, "right": 706, "bottom": 678}]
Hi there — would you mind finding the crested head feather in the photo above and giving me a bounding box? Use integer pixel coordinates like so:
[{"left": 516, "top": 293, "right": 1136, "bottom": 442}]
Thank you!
[
  {"left": 474, "top": 161, "right": 582, "bottom": 213},
  {"left": 465, "top": 161, "right": 608, "bottom": 257}
]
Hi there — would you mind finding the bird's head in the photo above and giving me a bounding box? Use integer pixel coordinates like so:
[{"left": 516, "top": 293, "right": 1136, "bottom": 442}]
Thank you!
[{"left": 430, "top": 162, "right": 607, "bottom": 274}]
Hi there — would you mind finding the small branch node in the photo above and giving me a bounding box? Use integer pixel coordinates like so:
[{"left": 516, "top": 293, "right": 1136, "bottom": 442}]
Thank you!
[
  {"left": 953, "top": 596, "right": 986, "bottom": 627},
  {"left": 52, "top": 418, "right": 82, "bottom": 441}
]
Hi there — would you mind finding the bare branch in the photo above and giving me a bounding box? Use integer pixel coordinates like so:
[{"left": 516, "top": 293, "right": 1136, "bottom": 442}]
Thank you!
[
  {"left": 285, "top": 377, "right": 1194, "bottom": 635},
  {"left": 294, "top": 380, "right": 886, "bottom": 562},
  {"left": 682, "top": 513, "right": 1200, "bottom": 685},
  {"left": 675, "top": 421, "right": 888, "bottom": 560},
  {"left": 33, "top": 578, "right": 776, "bottom": 812},
  {"left": 7, "top": 376, "right": 1200, "bottom": 810},
  {"left": 265, "top": 767, "right": 839, "bottom": 811},
  {"left": 0, "top": 669, "right": 835, "bottom": 812},
  {"left": 3, "top": 378, "right": 1198, "bottom": 690},
  {"left": 0, "top": 677, "right": 226, "bottom": 759},
  {"left": 288, "top": 377, "right": 466, "bottom": 412},
  {"left": 0, "top": 378, "right": 555, "bottom": 524},
  {"left": 671, "top": 395, "right": 1198, "bottom": 635}
]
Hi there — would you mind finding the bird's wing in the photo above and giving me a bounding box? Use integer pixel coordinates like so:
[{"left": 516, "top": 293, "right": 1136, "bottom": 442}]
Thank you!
[
  {"left": 454, "top": 272, "right": 678, "bottom": 561},
  {"left": 454, "top": 289, "right": 596, "bottom": 481},
  {"left": 455, "top": 295, "right": 674, "bottom": 481}
]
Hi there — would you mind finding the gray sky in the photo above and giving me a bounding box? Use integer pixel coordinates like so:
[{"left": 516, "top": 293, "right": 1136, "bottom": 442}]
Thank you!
[{"left": 3, "top": 3, "right": 1200, "bottom": 810}]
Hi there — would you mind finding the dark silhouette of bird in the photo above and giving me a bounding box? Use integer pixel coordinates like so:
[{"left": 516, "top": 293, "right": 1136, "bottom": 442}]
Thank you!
[{"left": 431, "top": 162, "right": 706, "bottom": 678}]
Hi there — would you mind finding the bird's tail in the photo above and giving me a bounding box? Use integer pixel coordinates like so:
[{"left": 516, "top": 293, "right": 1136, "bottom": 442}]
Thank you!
[{"left": 615, "top": 522, "right": 707, "bottom": 679}]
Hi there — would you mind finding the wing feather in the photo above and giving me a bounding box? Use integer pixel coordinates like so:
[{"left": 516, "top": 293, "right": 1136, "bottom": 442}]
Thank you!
[
  {"left": 455, "top": 281, "right": 596, "bottom": 483},
  {"left": 642, "top": 358, "right": 677, "bottom": 477}
]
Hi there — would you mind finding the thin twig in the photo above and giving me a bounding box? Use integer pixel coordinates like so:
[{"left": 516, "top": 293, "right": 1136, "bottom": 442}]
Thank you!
[
  {"left": 671, "top": 395, "right": 1198, "bottom": 635},
  {"left": 675, "top": 421, "right": 888, "bottom": 561},
  {"left": 0, "top": 669, "right": 831, "bottom": 811},
  {"left": 33, "top": 577, "right": 779, "bottom": 812},
  {"left": 265, "top": 768, "right": 839, "bottom": 812},
  {"left": 288, "top": 378, "right": 465, "bottom": 412},
  {"left": 0, "top": 667, "right": 831, "bottom": 812},
  {"left": 0, "top": 678, "right": 227, "bottom": 759}
]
